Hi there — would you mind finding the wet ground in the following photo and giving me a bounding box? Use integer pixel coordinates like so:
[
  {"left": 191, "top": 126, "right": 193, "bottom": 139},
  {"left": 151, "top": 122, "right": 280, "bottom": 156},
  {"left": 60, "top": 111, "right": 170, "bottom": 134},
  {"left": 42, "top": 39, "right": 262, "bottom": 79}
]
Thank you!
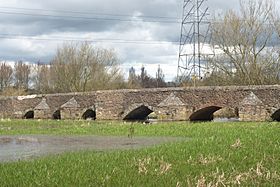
[
  {"left": 0, "top": 135, "right": 185, "bottom": 162},
  {"left": 213, "top": 118, "right": 240, "bottom": 122}
]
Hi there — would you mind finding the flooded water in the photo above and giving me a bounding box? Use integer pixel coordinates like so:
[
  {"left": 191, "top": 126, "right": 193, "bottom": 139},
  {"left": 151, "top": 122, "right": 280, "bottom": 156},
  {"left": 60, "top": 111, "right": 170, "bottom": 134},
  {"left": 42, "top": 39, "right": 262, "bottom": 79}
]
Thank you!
[
  {"left": 0, "top": 135, "right": 185, "bottom": 162},
  {"left": 213, "top": 118, "right": 240, "bottom": 122},
  {"left": 0, "top": 137, "right": 42, "bottom": 162}
]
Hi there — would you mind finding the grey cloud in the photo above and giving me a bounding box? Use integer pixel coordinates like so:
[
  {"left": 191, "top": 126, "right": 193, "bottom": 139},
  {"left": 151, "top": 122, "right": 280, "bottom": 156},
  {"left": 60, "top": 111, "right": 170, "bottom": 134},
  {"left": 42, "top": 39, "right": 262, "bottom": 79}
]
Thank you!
[
  {"left": 0, "top": 0, "right": 277, "bottom": 80},
  {"left": 0, "top": 0, "right": 181, "bottom": 35},
  {"left": 0, "top": 0, "right": 240, "bottom": 38}
]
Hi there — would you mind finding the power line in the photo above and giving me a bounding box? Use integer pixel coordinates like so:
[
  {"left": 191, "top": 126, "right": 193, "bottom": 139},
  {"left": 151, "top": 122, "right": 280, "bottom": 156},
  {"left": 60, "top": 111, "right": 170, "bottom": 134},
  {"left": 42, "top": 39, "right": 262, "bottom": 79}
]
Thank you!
[
  {"left": 0, "top": 6, "right": 180, "bottom": 20},
  {"left": 0, "top": 33, "right": 180, "bottom": 45},
  {"left": 0, "top": 10, "right": 181, "bottom": 24}
]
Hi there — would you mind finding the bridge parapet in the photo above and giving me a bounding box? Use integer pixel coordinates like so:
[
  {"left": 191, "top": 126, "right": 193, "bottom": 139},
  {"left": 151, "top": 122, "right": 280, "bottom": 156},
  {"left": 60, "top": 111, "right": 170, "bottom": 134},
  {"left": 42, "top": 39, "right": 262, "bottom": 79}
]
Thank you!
[{"left": 0, "top": 85, "right": 279, "bottom": 122}]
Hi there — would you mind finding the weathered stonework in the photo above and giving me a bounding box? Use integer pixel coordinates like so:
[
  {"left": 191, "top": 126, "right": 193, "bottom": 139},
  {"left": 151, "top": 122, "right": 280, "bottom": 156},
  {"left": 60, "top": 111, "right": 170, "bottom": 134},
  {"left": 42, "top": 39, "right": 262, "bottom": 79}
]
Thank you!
[
  {"left": 157, "top": 93, "right": 189, "bottom": 121},
  {"left": 60, "top": 97, "right": 82, "bottom": 119},
  {"left": 1, "top": 85, "right": 280, "bottom": 121},
  {"left": 239, "top": 92, "right": 269, "bottom": 121},
  {"left": 214, "top": 107, "right": 238, "bottom": 118},
  {"left": 34, "top": 98, "right": 51, "bottom": 119}
]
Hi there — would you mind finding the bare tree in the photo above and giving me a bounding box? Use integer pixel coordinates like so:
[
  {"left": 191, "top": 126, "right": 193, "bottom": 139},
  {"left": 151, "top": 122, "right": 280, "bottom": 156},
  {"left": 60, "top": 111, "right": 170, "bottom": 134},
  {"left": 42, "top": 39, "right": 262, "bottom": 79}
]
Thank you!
[
  {"left": 139, "top": 66, "right": 152, "bottom": 88},
  {"left": 127, "top": 67, "right": 140, "bottom": 88},
  {"left": 156, "top": 65, "right": 166, "bottom": 88},
  {"left": 14, "top": 61, "right": 31, "bottom": 90},
  {"left": 34, "top": 63, "right": 52, "bottom": 93},
  {"left": 50, "top": 42, "right": 124, "bottom": 92},
  {"left": 271, "top": 1, "right": 280, "bottom": 81},
  {"left": 88, "top": 47, "right": 125, "bottom": 90},
  {"left": 209, "top": 0, "right": 279, "bottom": 85},
  {"left": 0, "top": 62, "right": 13, "bottom": 91},
  {"left": 50, "top": 43, "right": 77, "bottom": 92}
]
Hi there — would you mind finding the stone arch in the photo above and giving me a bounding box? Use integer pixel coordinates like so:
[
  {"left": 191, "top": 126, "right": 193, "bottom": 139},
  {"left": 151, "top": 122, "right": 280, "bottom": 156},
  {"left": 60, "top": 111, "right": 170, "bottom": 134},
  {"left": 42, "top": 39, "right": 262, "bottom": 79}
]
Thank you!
[
  {"left": 213, "top": 107, "right": 239, "bottom": 119},
  {"left": 271, "top": 109, "right": 280, "bottom": 121},
  {"left": 123, "top": 104, "right": 153, "bottom": 121},
  {"left": 82, "top": 109, "right": 96, "bottom": 120},
  {"left": 53, "top": 110, "right": 61, "bottom": 120},
  {"left": 189, "top": 106, "right": 222, "bottom": 121},
  {"left": 23, "top": 110, "right": 34, "bottom": 119}
]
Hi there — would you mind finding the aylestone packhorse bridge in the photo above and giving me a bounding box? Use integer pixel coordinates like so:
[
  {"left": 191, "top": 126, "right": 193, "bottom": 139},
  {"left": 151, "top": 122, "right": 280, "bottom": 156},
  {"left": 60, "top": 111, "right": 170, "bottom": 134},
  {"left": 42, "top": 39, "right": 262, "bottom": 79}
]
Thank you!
[{"left": 1, "top": 85, "right": 280, "bottom": 122}]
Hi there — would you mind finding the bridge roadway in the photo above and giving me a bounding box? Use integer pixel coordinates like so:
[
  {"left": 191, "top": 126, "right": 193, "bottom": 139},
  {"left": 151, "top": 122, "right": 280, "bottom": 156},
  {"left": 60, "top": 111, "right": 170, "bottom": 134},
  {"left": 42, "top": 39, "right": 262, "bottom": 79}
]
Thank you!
[{"left": 0, "top": 85, "right": 280, "bottom": 122}]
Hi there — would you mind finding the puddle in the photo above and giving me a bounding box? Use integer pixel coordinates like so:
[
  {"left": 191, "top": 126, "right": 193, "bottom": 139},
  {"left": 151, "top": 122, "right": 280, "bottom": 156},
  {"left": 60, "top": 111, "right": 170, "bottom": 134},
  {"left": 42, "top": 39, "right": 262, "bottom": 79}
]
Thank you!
[
  {"left": 0, "top": 136, "right": 42, "bottom": 162},
  {"left": 0, "top": 135, "right": 186, "bottom": 162}
]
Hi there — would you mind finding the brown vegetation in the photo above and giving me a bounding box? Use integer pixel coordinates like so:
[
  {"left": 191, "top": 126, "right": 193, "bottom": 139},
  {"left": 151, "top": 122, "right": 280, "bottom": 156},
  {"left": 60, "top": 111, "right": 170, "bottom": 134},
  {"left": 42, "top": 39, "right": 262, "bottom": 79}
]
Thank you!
[{"left": 181, "top": 0, "right": 280, "bottom": 87}]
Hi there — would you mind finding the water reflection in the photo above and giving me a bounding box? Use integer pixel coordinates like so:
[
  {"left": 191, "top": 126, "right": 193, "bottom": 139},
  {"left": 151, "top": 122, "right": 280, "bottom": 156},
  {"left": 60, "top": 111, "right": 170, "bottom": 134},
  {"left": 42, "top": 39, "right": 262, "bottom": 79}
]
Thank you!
[
  {"left": 0, "top": 137, "right": 42, "bottom": 162},
  {"left": 213, "top": 118, "right": 240, "bottom": 122},
  {"left": 0, "top": 135, "right": 185, "bottom": 162}
]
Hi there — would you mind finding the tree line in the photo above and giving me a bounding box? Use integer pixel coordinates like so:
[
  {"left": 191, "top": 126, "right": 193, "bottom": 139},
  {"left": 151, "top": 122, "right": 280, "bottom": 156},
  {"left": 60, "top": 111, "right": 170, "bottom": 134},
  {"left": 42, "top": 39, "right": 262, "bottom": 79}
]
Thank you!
[
  {"left": 0, "top": 43, "right": 170, "bottom": 95},
  {"left": 187, "top": 0, "right": 280, "bottom": 86},
  {"left": 127, "top": 65, "right": 168, "bottom": 89}
]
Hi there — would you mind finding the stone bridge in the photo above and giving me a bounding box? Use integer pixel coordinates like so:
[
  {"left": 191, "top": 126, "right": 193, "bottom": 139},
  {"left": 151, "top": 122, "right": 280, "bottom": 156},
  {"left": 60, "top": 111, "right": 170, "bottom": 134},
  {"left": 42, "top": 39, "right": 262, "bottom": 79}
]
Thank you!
[{"left": 1, "top": 85, "right": 280, "bottom": 122}]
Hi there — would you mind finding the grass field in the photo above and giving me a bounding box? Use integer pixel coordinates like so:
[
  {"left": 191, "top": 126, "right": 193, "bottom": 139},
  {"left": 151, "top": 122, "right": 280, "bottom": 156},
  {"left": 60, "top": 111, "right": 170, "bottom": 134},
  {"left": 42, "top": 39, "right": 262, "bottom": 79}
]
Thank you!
[{"left": 0, "top": 120, "right": 280, "bottom": 186}]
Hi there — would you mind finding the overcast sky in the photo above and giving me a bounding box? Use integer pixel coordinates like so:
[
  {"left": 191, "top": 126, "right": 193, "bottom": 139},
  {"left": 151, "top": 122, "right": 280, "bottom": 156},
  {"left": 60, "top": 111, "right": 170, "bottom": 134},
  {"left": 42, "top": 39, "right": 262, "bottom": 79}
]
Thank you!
[{"left": 0, "top": 0, "right": 276, "bottom": 81}]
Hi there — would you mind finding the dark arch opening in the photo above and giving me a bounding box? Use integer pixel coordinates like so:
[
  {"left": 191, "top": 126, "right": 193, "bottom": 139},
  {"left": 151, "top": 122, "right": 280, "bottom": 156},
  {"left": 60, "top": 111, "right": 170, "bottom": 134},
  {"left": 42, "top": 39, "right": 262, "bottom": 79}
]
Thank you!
[
  {"left": 271, "top": 109, "right": 280, "bottom": 121},
  {"left": 189, "top": 106, "right": 222, "bottom": 122},
  {"left": 82, "top": 109, "right": 96, "bottom": 120},
  {"left": 123, "top": 105, "right": 153, "bottom": 121},
  {"left": 23, "top": 111, "right": 34, "bottom": 119},
  {"left": 235, "top": 107, "right": 239, "bottom": 117},
  {"left": 53, "top": 110, "right": 61, "bottom": 120}
]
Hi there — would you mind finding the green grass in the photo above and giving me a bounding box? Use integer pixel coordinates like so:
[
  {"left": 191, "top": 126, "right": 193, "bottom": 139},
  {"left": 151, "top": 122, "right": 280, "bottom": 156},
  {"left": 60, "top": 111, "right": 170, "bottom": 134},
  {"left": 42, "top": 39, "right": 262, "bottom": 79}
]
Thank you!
[{"left": 0, "top": 120, "right": 280, "bottom": 186}]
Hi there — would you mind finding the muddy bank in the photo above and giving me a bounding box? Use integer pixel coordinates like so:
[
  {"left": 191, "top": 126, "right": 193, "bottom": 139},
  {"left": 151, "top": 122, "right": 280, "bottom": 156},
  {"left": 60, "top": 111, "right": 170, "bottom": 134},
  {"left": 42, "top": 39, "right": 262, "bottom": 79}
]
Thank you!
[{"left": 0, "top": 135, "right": 186, "bottom": 162}]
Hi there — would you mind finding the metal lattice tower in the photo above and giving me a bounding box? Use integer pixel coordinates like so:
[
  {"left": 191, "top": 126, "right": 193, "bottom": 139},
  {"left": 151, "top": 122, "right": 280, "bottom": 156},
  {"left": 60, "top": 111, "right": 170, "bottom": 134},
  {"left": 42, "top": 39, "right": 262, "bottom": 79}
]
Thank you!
[{"left": 177, "top": 0, "right": 212, "bottom": 83}]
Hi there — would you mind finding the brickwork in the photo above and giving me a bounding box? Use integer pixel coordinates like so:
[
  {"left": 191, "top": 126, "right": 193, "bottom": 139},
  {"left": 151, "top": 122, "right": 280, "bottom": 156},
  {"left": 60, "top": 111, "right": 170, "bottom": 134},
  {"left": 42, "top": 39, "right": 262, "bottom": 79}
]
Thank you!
[{"left": 0, "top": 85, "right": 280, "bottom": 121}]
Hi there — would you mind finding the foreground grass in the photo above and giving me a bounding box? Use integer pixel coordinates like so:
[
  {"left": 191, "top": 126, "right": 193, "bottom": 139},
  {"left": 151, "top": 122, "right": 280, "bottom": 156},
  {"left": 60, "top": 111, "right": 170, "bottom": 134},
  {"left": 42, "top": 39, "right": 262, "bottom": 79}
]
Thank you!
[{"left": 0, "top": 120, "right": 280, "bottom": 186}]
